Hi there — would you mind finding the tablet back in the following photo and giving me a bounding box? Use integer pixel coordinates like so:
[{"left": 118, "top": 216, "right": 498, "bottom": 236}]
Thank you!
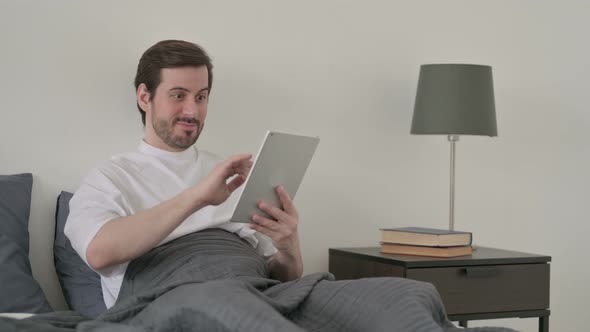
[{"left": 230, "top": 130, "right": 319, "bottom": 223}]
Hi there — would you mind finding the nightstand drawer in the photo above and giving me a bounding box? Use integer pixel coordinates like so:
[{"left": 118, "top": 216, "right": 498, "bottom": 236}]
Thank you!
[{"left": 406, "top": 263, "right": 550, "bottom": 315}]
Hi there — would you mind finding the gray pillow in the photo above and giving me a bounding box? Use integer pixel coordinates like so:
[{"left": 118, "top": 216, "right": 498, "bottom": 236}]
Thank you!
[
  {"left": 54, "top": 191, "right": 106, "bottom": 318},
  {"left": 0, "top": 173, "right": 52, "bottom": 313}
]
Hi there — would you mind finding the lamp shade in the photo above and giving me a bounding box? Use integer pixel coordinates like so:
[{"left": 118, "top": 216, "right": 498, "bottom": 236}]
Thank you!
[{"left": 411, "top": 64, "right": 497, "bottom": 136}]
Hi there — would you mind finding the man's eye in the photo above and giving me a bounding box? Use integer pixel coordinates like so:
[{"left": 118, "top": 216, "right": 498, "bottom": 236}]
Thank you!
[
  {"left": 171, "top": 94, "right": 184, "bottom": 100},
  {"left": 196, "top": 94, "right": 208, "bottom": 102}
]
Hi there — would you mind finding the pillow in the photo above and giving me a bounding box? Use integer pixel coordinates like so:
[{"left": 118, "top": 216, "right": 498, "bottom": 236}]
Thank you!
[
  {"left": 0, "top": 173, "right": 52, "bottom": 313},
  {"left": 54, "top": 191, "right": 106, "bottom": 318}
]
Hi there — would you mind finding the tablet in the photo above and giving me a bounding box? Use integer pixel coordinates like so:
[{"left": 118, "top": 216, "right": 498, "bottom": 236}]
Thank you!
[{"left": 229, "top": 130, "right": 320, "bottom": 223}]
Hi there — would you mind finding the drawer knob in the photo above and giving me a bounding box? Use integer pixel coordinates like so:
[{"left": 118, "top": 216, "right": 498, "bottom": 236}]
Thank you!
[{"left": 464, "top": 267, "right": 500, "bottom": 278}]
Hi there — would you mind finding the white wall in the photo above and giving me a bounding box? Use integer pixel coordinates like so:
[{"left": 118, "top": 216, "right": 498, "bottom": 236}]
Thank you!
[{"left": 1, "top": 1, "right": 588, "bottom": 331}]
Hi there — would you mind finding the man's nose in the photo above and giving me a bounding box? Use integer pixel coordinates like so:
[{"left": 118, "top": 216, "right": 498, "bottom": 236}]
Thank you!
[{"left": 182, "top": 100, "right": 199, "bottom": 116}]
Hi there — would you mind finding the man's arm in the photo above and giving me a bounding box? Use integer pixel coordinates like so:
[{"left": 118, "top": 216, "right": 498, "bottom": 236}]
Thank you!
[
  {"left": 85, "top": 154, "right": 252, "bottom": 271},
  {"left": 249, "top": 185, "right": 304, "bottom": 281},
  {"left": 267, "top": 240, "right": 303, "bottom": 282}
]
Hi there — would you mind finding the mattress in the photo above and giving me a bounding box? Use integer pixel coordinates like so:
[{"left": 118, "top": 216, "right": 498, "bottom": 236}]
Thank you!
[{"left": 0, "top": 313, "right": 35, "bottom": 319}]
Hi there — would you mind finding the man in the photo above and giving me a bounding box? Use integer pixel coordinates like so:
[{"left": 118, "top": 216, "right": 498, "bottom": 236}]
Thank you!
[
  {"left": 60, "top": 40, "right": 501, "bottom": 332},
  {"left": 65, "top": 40, "right": 302, "bottom": 308}
]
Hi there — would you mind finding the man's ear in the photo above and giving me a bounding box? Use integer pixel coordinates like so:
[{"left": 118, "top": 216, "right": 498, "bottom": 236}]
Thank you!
[{"left": 137, "top": 83, "right": 151, "bottom": 112}]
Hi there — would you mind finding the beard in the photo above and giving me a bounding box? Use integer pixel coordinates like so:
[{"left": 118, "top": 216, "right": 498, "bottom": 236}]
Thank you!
[{"left": 152, "top": 115, "right": 202, "bottom": 150}]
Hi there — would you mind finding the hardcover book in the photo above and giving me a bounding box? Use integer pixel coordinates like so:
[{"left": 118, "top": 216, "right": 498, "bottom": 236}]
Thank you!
[
  {"left": 380, "top": 227, "right": 472, "bottom": 247},
  {"left": 380, "top": 243, "right": 473, "bottom": 258}
]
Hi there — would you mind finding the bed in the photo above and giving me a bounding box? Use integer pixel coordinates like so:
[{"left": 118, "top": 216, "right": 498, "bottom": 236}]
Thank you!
[{"left": 0, "top": 173, "right": 516, "bottom": 331}]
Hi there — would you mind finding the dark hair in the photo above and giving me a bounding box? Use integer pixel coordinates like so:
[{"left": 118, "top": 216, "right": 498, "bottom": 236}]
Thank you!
[{"left": 134, "top": 40, "right": 213, "bottom": 125}]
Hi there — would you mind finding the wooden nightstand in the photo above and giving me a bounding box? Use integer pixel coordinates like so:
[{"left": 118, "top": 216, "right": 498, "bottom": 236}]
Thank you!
[{"left": 329, "top": 247, "right": 551, "bottom": 332}]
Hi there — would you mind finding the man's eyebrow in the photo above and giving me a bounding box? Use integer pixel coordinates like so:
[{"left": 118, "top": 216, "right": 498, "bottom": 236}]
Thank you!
[
  {"left": 168, "top": 87, "right": 209, "bottom": 93},
  {"left": 168, "top": 87, "right": 190, "bottom": 93}
]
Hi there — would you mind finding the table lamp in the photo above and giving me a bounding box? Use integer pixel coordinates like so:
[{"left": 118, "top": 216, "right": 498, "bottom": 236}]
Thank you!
[{"left": 411, "top": 64, "right": 497, "bottom": 231}]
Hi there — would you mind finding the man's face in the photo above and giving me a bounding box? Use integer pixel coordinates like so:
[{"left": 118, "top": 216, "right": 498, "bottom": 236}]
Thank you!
[{"left": 139, "top": 66, "right": 209, "bottom": 152}]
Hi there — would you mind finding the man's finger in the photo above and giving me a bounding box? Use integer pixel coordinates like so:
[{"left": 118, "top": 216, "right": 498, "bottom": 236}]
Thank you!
[
  {"left": 249, "top": 222, "right": 280, "bottom": 240},
  {"left": 252, "top": 213, "right": 281, "bottom": 231},
  {"left": 220, "top": 154, "right": 252, "bottom": 178},
  {"left": 233, "top": 160, "right": 253, "bottom": 176},
  {"left": 276, "top": 186, "right": 297, "bottom": 216},
  {"left": 257, "top": 200, "right": 289, "bottom": 222},
  {"left": 227, "top": 175, "right": 246, "bottom": 193}
]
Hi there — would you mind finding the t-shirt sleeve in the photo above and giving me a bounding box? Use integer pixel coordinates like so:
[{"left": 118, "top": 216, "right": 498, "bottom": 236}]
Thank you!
[
  {"left": 253, "top": 232, "right": 278, "bottom": 258},
  {"left": 64, "top": 166, "right": 130, "bottom": 268}
]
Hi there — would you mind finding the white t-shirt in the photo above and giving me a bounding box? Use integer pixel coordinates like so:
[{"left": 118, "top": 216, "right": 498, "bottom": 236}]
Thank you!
[{"left": 64, "top": 141, "right": 277, "bottom": 308}]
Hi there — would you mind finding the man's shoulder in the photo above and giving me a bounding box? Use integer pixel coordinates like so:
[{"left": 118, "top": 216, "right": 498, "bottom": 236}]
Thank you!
[
  {"left": 92, "top": 152, "right": 141, "bottom": 173},
  {"left": 108, "top": 151, "right": 147, "bottom": 168},
  {"left": 84, "top": 147, "right": 223, "bottom": 182},
  {"left": 81, "top": 151, "right": 144, "bottom": 183}
]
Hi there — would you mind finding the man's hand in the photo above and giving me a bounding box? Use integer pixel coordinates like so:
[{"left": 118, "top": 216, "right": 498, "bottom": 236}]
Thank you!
[
  {"left": 249, "top": 185, "right": 303, "bottom": 281},
  {"left": 194, "top": 153, "right": 252, "bottom": 206}
]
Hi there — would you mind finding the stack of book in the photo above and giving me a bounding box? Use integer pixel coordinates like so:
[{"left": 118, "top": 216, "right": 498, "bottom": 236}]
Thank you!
[{"left": 379, "top": 227, "right": 473, "bottom": 258}]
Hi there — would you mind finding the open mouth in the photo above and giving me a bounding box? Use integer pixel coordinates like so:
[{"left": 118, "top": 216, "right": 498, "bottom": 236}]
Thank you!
[{"left": 175, "top": 119, "right": 199, "bottom": 131}]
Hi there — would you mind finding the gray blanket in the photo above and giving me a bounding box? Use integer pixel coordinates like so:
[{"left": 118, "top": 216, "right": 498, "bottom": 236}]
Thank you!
[{"left": 0, "top": 229, "right": 515, "bottom": 331}]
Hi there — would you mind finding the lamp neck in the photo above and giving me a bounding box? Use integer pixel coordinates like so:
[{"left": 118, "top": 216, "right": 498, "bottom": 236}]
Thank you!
[{"left": 448, "top": 135, "right": 459, "bottom": 231}]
